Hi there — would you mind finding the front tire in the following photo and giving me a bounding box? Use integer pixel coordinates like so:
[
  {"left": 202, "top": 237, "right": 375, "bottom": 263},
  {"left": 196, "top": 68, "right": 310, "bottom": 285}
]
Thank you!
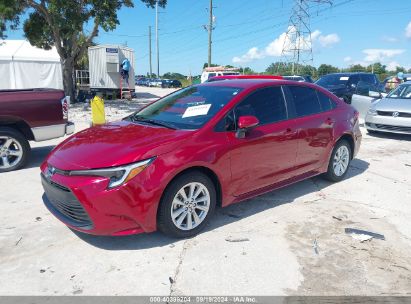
[
  {"left": 157, "top": 172, "right": 216, "bottom": 238},
  {"left": 0, "top": 127, "right": 30, "bottom": 173},
  {"left": 323, "top": 139, "right": 351, "bottom": 182}
]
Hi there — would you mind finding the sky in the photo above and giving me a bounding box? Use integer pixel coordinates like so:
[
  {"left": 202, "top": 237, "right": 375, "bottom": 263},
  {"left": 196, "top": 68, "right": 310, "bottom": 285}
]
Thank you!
[{"left": 5, "top": 0, "right": 411, "bottom": 76}]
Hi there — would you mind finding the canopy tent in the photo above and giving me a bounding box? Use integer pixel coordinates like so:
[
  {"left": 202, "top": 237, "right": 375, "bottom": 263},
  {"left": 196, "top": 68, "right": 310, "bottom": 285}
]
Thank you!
[{"left": 0, "top": 40, "right": 63, "bottom": 90}]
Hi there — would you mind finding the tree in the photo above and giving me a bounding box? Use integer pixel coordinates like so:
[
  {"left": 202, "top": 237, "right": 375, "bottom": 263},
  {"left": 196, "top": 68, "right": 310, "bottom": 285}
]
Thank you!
[
  {"left": 347, "top": 64, "right": 366, "bottom": 72},
  {"left": 317, "top": 64, "right": 339, "bottom": 77},
  {"left": 203, "top": 63, "right": 220, "bottom": 69},
  {"left": 366, "top": 62, "right": 386, "bottom": 75},
  {"left": 242, "top": 67, "right": 255, "bottom": 75},
  {"left": 163, "top": 72, "right": 186, "bottom": 80},
  {"left": 0, "top": 0, "right": 167, "bottom": 100}
]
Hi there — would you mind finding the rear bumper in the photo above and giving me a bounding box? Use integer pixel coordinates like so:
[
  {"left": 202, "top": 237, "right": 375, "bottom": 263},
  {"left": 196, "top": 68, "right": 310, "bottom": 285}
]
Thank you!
[{"left": 32, "top": 121, "right": 75, "bottom": 141}]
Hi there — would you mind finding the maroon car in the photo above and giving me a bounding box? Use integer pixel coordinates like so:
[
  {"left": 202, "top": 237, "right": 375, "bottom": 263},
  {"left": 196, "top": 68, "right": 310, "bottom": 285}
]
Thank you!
[
  {"left": 41, "top": 80, "right": 361, "bottom": 238},
  {"left": 0, "top": 88, "right": 74, "bottom": 172}
]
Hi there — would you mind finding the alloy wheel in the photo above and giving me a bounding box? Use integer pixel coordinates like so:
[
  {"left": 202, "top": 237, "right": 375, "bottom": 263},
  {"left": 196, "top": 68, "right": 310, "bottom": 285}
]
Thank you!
[
  {"left": 333, "top": 145, "right": 350, "bottom": 177},
  {"left": 171, "top": 182, "right": 210, "bottom": 231},
  {"left": 0, "top": 136, "right": 23, "bottom": 170}
]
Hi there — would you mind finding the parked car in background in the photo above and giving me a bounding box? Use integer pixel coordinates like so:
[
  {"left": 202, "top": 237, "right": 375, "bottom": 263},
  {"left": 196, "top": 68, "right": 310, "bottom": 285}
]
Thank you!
[
  {"left": 351, "top": 81, "right": 387, "bottom": 123},
  {"left": 41, "top": 79, "right": 361, "bottom": 238},
  {"left": 365, "top": 81, "right": 411, "bottom": 135},
  {"left": 208, "top": 75, "right": 283, "bottom": 82},
  {"left": 283, "top": 75, "right": 314, "bottom": 83},
  {"left": 201, "top": 66, "right": 240, "bottom": 83},
  {"left": 161, "top": 79, "right": 182, "bottom": 88},
  {"left": 316, "top": 72, "right": 381, "bottom": 104},
  {"left": 148, "top": 79, "right": 162, "bottom": 87},
  {"left": 0, "top": 89, "right": 74, "bottom": 172},
  {"left": 135, "top": 77, "right": 147, "bottom": 86}
]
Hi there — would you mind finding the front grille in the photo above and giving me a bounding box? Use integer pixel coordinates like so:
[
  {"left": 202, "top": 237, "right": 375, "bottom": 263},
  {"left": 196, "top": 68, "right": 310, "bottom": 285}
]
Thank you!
[
  {"left": 41, "top": 174, "right": 93, "bottom": 229},
  {"left": 374, "top": 124, "right": 411, "bottom": 133},
  {"left": 377, "top": 111, "right": 411, "bottom": 118}
]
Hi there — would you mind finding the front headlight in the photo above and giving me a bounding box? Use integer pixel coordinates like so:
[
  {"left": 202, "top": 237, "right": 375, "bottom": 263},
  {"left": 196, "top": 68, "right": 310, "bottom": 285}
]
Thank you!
[
  {"left": 69, "top": 158, "right": 155, "bottom": 189},
  {"left": 367, "top": 107, "right": 378, "bottom": 116}
]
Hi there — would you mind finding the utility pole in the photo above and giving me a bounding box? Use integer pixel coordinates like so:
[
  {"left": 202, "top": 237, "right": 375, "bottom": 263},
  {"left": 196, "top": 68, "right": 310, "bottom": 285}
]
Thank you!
[
  {"left": 148, "top": 26, "right": 152, "bottom": 77},
  {"left": 155, "top": 0, "right": 159, "bottom": 77},
  {"left": 208, "top": 0, "right": 213, "bottom": 67},
  {"left": 204, "top": 0, "right": 216, "bottom": 68},
  {"left": 279, "top": 0, "right": 332, "bottom": 74}
]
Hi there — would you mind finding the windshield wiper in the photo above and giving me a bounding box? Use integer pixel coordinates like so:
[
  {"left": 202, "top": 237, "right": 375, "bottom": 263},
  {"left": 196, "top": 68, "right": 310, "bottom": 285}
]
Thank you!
[{"left": 130, "top": 116, "right": 177, "bottom": 129}]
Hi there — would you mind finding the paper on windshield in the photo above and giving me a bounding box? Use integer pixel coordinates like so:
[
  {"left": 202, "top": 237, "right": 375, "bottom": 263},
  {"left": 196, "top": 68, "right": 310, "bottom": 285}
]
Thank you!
[
  {"left": 340, "top": 76, "right": 349, "bottom": 81},
  {"left": 182, "top": 104, "right": 212, "bottom": 118}
]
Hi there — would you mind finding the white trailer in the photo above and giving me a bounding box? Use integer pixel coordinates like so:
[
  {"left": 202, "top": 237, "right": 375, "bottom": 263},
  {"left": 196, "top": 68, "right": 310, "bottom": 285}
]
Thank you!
[{"left": 88, "top": 44, "right": 135, "bottom": 94}]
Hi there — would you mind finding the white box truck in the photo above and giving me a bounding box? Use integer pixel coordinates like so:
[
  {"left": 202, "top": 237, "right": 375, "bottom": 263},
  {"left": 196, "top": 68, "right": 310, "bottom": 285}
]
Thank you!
[{"left": 88, "top": 44, "right": 135, "bottom": 94}]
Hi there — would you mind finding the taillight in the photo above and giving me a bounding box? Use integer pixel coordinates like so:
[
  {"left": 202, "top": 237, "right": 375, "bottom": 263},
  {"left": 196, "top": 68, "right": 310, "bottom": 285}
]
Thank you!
[{"left": 61, "top": 97, "right": 69, "bottom": 119}]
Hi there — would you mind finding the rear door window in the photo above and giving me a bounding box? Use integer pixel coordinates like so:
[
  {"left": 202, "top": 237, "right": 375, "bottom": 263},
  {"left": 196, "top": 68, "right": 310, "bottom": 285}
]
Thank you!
[
  {"left": 360, "top": 74, "right": 377, "bottom": 84},
  {"left": 287, "top": 86, "right": 322, "bottom": 117},
  {"left": 234, "top": 87, "right": 287, "bottom": 125}
]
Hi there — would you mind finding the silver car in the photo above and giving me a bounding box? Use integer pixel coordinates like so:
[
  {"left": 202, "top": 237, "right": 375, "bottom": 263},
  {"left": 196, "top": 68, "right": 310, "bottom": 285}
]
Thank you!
[{"left": 365, "top": 82, "right": 411, "bottom": 134}]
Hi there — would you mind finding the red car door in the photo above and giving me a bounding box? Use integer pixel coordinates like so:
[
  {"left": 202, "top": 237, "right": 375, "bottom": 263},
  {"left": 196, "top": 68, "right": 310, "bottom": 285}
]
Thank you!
[
  {"left": 284, "top": 85, "right": 335, "bottom": 174},
  {"left": 226, "top": 86, "right": 299, "bottom": 197}
]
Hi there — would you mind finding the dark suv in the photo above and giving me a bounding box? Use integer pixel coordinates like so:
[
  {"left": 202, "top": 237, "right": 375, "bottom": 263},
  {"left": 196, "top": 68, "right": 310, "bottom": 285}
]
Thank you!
[{"left": 315, "top": 73, "right": 381, "bottom": 104}]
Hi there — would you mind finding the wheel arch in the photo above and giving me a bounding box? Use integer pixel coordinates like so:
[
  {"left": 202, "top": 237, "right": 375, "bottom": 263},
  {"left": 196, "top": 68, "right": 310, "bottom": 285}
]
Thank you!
[
  {"left": 0, "top": 117, "right": 34, "bottom": 141},
  {"left": 336, "top": 133, "right": 355, "bottom": 159},
  {"left": 157, "top": 166, "right": 223, "bottom": 217}
]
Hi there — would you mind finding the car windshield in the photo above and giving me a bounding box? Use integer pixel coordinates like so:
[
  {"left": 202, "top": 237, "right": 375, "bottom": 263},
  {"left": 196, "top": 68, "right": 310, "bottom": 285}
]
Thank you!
[
  {"left": 316, "top": 75, "right": 349, "bottom": 86},
  {"left": 128, "top": 85, "right": 243, "bottom": 130},
  {"left": 387, "top": 84, "right": 411, "bottom": 99}
]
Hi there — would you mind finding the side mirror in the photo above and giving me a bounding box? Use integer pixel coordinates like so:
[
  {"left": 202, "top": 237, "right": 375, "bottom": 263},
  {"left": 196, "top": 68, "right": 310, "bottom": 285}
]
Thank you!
[
  {"left": 369, "top": 91, "right": 381, "bottom": 98},
  {"left": 236, "top": 116, "right": 259, "bottom": 138}
]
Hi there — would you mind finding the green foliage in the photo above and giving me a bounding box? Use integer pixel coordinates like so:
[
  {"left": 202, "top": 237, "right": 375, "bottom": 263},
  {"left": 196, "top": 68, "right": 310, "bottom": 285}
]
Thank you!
[
  {"left": 366, "top": 62, "right": 386, "bottom": 74},
  {"left": 140, "top": 0, "right": 166, "bottom": 8},
  {"left": 347, "top": 64, "right": 366, "bottom": 72},
  {"left": 242, "top": 67, "right": 255, "bottom": 75},
  {"left": 317, "top": 64, "right": 339, "bottom": 77},
  {"left": 266, "top": 62, "right": 317, "bottom": 77},
  {"left": 203, "top": 63, "right": 220, "bottom": 69},
  {"left": 163, "top": 72, "right": 186, "bottom": 80}
]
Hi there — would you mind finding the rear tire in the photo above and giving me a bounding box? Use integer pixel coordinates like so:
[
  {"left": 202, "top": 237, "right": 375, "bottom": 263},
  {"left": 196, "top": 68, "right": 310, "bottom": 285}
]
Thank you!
[
  {"left": 157, "top": 171, "right": 216, "bottom": 238},
  {"left": 0, "top": 127, "right": 30, "bottom": 173},
  {"left": 323, "top": 139, "right": 351, "bottom": 182}
]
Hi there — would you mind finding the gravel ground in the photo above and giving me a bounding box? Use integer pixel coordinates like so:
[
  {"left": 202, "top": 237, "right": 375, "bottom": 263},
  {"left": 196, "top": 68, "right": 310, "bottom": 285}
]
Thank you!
[{"left": 0, "top": 86, "right": 411, "bottom": 295}]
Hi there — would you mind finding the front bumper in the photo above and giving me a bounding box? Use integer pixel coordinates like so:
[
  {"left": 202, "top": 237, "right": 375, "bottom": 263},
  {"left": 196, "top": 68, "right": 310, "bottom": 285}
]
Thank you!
[
  {"left": 40, "top": 162, "right": 163, "bottom": 236},
  {"left": 365, "top": 114, "right": 411, "bottom": 135}
]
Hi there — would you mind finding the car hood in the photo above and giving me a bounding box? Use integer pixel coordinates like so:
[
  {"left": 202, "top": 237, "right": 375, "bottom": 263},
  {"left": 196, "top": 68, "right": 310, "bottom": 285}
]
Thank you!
[
  {"left": 47, "top": 120, "right": 193, "bottom": 170},
  {"left": 374, "top": 98, "right": 411, "bottom": 112}
]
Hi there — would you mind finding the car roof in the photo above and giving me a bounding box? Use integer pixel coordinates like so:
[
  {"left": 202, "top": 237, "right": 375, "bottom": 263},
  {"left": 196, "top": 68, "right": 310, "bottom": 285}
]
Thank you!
[
  {"left": 198, "top": 78, "right": 320, "bottom": 89},
  {"left": 209, "top": 75, "right": 283, "bottom": 81},
  {"left": 321, "top": 72, "right": 373, "bottom": 77}
]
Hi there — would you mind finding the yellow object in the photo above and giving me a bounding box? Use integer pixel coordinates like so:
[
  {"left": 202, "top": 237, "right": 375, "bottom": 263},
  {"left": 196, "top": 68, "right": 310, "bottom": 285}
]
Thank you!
[{"left": 91, "top": 95, "right": 106, "bottom": 125}]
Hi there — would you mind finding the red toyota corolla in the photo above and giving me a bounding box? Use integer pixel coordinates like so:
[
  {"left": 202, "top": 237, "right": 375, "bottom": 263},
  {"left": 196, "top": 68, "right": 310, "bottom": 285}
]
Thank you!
[{"left": 41, "top": 80, "right": 361, "bottom": 238}]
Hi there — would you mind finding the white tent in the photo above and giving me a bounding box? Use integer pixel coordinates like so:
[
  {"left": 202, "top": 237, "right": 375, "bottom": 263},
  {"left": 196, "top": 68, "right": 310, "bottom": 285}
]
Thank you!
[{"left": 0, "top": 40, "right": 63, "bottom": 90}]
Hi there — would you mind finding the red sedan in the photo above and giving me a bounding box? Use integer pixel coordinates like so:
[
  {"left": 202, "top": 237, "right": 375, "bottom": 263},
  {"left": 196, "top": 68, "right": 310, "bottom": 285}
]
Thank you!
[{"left": 41, "top": 79, "right": 362, "bottom": 238}]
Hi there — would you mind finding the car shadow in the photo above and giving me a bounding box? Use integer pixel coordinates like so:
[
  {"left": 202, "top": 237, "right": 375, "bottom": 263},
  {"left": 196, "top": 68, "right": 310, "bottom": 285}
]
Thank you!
[
  {"left": 367, "top": 132, "right": 411, "bottom": 142},
  {"left": 25, "top": 145, "right": 55, "bottom": 169},
  {"left": 73, "top": 158, "right": 370, "bottom": 251}
]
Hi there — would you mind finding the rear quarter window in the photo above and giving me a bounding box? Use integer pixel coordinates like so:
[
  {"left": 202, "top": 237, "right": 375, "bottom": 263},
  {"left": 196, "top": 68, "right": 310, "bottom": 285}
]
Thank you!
[{"left": 317, "top": 91, "right": 337, "bottom": 111}]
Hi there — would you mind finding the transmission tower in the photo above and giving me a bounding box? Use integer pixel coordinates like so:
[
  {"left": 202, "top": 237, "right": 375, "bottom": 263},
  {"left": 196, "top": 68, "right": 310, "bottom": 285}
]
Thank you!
[{"left": 279, "top": 0, "right": 332, "bottom": 74}]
